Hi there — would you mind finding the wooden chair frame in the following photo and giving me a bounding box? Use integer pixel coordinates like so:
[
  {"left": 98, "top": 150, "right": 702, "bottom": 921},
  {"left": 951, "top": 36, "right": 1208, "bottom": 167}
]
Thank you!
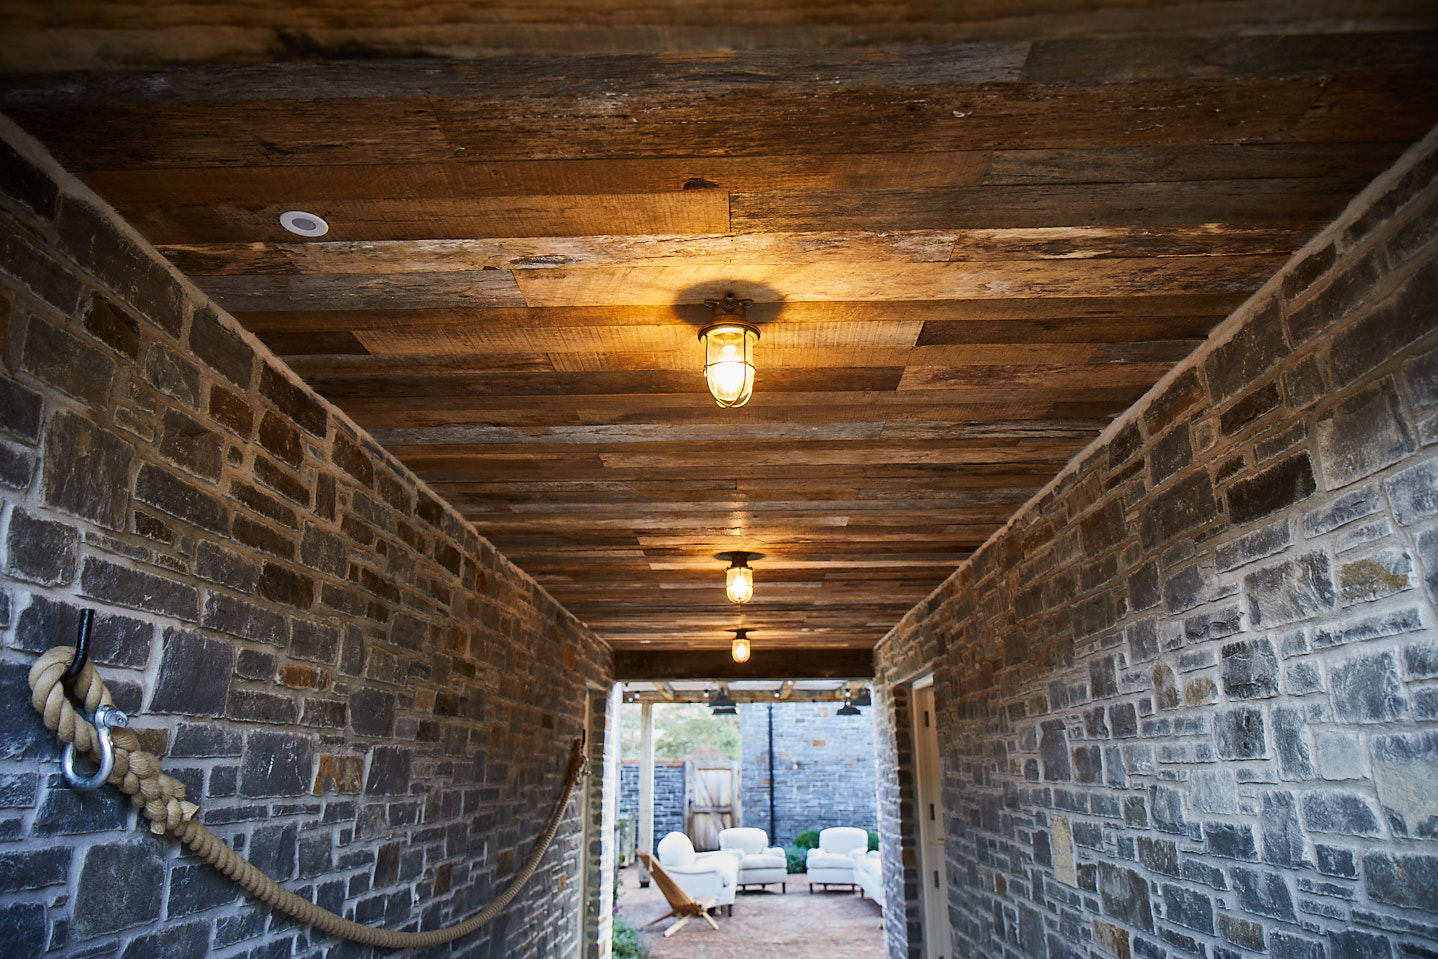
[{"left": 637, "top": 852, "right": 722, "bottom": 937}]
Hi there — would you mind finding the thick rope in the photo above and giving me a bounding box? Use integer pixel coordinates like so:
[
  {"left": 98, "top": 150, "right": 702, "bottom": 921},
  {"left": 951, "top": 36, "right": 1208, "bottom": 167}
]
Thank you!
[{"left": 29, "top": 646, "right": 588, "bottom": 949}]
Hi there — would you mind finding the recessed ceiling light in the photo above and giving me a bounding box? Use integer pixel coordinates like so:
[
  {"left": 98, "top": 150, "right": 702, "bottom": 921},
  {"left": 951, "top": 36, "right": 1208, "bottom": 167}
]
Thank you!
[{"left": 279, "top": 210, "right": 329, "bottom": 237}]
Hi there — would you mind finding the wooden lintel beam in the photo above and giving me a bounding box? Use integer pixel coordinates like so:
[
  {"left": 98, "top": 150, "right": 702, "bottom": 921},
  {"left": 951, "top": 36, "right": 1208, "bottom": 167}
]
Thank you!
[{"left": 614, "top": 648, "right": 873, "bottom": 681}]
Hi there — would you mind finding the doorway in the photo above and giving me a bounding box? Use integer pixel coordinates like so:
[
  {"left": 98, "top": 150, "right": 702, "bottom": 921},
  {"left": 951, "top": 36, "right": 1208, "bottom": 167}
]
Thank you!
[{"left": 912, "top": 677, "right": 951, "bottom": 959}]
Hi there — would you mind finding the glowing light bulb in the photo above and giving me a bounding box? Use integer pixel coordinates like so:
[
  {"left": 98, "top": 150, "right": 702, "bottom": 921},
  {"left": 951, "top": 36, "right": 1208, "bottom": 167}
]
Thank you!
[
  {"left": 726, "top": 564, "right": 754, "bottom": 604},
  {"left": 731, "top": 635, "right": 752, "bottom": 663}
]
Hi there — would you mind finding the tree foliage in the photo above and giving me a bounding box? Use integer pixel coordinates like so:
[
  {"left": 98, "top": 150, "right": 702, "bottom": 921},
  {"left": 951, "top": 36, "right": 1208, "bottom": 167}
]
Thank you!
[{"left": 620, "top": 702, "right": 740, "bottom": 760}]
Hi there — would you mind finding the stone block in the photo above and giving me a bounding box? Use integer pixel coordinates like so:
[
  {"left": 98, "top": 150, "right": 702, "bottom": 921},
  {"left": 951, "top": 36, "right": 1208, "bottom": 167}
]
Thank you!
[
  {"left": 1149, "top": 422, "right": 1192, "bottom": 485},
  {"left": 1371, "top": 731, "right": 1438, "bottom": 839},
  {"left": 157, "top": 409, "right": 223, "bottom": 482},
  {"left": 313, "top": 755, "right": 364, "bottom": 796},
  {"left": 170, "top": 723, "right": 243, "bottom": 758},
  {"left": 250, "top": 822, "right": 298, "bottom": 882},
  {"left": 144, "top": 343, "right": 201, "bottom": 408},
  {"left": 167, "top": 861, "right": 239, "bottom": 917},
  {"left": 1161, "top": 882, "right": 1213, "bottom": 933},
  {"left": 1220, "top": 638, "right": 1278, "bottom": 700},
  {"left": 148, "top": 628, "right": 234, "bottom": 716},
  {"left": 56, "top": 195, "right": 185, "bottom": 338},
  {"left": 1314, "top": 607, "right": 1423, "bottom": 649},
  {"left": 0, "top": 902, "right": 46, "bottom": 958},
  {"left": 1229, "top": 866, "right": 1295, "bottom": 922},
  {"left": 291, "top": 621, "right": 340, "bottom": 663},
  {"left": 256, "top": 563, "right": 314, "bottom": 609},
  {"left": 333, "top": 430, "right": 375, "bottom": 487},
  {"left": 301, "top": 525, "right": 348, "bottom": 578},
  {"left": 1040, "top": 720, "right": 1070, "bottom": 782},
  {"left": 1205, "top": 300, "right": 1287, "bottom": 404},
  {"left": 257, "top": 410, "right": 303, "bottom": 468},
  {"left": 351, "top": 687, "right": 395, "bottom": 738},
  {"left": 0, "top": 232, "right": 82, "bottom": 313},
  {"left": 1215, "top": 520, "right": 1290, "bottom": 572},
  {"left": 1314, "top": 844, "right": 1357, "bottom": 878},
  {"left": 83, "top": 294, "right": 141, "bottom": 360},
  {"left": 1330, "top": 650, "right": 1408, "bottom": 723},
  {"left": 1150, "top": 784, "right": 1186, "bottom": 835},
  {"left": 134, "top": 463, "right": 229, "bottom": 533},
  {"left": 260, "top": 363, "right": 328, "bottom": 437},
  {"left": 1363, "top": 850, "right": 1438, "bottom": 910},
  {"left": 1330, "top": 931, "right": 1394, "bottom": 959},
  {"left": 0, "top": 138, "right": 57, "bottom": 219},
  {"left": 1098, "top": 861, "right": 1153, "bottom": 931},
  {"left": 1226, "top": 453, "right": 1316, "bottom": 525},
  {"left": 365, "top": 746, "right": 412, "bottom": 796},
  {"left": 1203, "top": 822, "right": 1256, "bottom": 862},
  {"left": 1163, "top": 564, "right": 1206, "bottom": 614},
  {"left": 1316, "top": 376, "right": 1416, "bottom": 489},
  {"left": 32, "top": 779, "right": 129, "bottom": 835},
  {"left": 1140, "top": 472, "right": 1217, "bottom": 550},
  {"left": 0, "top": 377, "right": 42, "bottom": 445},
  {"left": 195, "top": 541, "right": 259, "bottom": 593},
  {"left": 1244, "top": 551, "right": 1334, "bottom": 627},
  {"left": 1300, "top": 790, "right": 1383, "bottom": 836},
  {"left": 1214, "top": 707, "right": 1266, "bottom": 760},
  {"left": 1261, "top": 791, "right": 1305, "bottom": 867},
  {"left": 228, "top": 689, "right": 300, "bottom": 724},
  {"left": 4, "top": 507, "right": 78, "bottom": 586},
  {"left": 240, "top": 731, "right": 312, "bottom": 797},
  {"left": 210, "top": 383, "right": 254, "bottom": 437},
  {"left": 118, "top": 919, "right": 209, "bottom": 959},
  {"left": 1315, "top": 732, "right": 1367, "bottom": 781},
  {"left": 1329, "top": 255, "right": 1438, "bottom": 388},
  {"left": 1386, "top": 458, "right": 1438, "bottom": 525},
  {"left": 190, "top": 305, "right": 254, "bottom": 387},
  {"left": 42, "top": 411, "right": 133, "bottom": 530},
  {"left": 79, "top": 557, "right": 199, "bottom": 621},
  {"left": 1271, "top": 705, "right": 1314, "bottom": 779},
  {"left": 72, "top": 841, "right": 163, "bottom": 939},
  {"left": 203, "top": 593, "right": 289, "bottom": 646},
  {"left": 1270, "top": 932, "right": 1325, "bottom": 959}
]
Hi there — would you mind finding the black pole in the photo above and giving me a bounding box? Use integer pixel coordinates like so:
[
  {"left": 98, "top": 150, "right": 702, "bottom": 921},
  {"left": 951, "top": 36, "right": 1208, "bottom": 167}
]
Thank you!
[{"left": 767, "top": 703, "right": 777, "bottom": 842}]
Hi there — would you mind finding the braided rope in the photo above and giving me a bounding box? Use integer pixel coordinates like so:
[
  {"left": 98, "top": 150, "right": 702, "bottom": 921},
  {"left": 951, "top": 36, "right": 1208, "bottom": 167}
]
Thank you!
[{"left": 28, "top": 646, "right": 588, "bottom": 949}]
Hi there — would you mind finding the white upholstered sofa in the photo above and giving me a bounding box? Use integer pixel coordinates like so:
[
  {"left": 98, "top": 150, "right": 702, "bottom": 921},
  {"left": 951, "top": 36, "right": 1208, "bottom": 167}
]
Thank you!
[
  {"left": 656, "top": 831, "right": 740, "bottom": 915},
  {"left": 805, "top": 826, "right": 869, "bottom": 892},
  {"left": 718, "top": 826, "right": 788, "bottom": 892},
  {"left": 852, "top": 848, "right": 885, "bottom": 908}
]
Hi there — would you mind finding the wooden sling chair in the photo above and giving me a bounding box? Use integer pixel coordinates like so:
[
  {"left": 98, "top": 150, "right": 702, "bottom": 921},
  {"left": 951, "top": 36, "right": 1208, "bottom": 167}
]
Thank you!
[{"left": 636, "top": 852, "right": 721, "bottom": 937}]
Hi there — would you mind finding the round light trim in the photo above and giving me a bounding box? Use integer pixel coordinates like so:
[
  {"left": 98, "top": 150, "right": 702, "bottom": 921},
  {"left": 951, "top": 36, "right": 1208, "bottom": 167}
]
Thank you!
[{"left": 279, "top": 210, "right": 330, "bottom": 237}]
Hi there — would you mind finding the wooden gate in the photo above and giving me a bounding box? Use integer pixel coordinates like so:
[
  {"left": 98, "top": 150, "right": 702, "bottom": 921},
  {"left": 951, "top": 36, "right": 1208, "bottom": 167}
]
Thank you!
[{"left": 685, "top": 761, "right": 741, "bottom": 850}]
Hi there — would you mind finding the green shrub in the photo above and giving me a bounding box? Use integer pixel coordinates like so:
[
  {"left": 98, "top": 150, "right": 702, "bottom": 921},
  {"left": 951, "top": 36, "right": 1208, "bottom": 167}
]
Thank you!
[
  {"left": 868, "top": 830, "right": 879, "bottom": 851},
  {"left": 792, "top": 830, "right": 821, "bottom": 851},
  {"left": 612, "top": 912, "right": 649, "bottom": 959},
  {"left": 785, "top": 845, "right": 807, "bottom": 874}
]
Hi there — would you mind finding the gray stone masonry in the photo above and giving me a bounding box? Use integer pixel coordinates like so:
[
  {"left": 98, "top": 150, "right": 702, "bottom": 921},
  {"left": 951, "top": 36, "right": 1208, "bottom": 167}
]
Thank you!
[
  {"left": 619, "top": 759, "right": 687, "bottom": 842},
  {"left": 0, "top": 118, "right": 614, "bottom": 959},
  {"left": 739, "top": 701, "right": 879, "bottom": 846},
  {"left": 874, "top": 127, "right": 1438, "bottom": 959}
]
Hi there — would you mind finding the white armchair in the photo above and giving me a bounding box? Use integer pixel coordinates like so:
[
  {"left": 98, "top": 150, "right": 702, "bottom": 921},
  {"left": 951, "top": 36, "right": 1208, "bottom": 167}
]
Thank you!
[
  {"left": 852, "top": 848, "right": 885, "bottom": 908},
  {"left": 806, "top": 826, "right": 869, "bottom": 892},
  {"left": 718, "top": 826, "right": 788, "bottom": 892},
  {"left": 656, "top": 831, "right": 739, "bottom": 915}
]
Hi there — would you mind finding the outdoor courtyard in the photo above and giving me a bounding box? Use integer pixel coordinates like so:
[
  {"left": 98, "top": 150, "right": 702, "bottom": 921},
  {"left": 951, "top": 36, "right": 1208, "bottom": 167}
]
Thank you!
[{"left": 616, "top": 864, "right": 886, "bottom": 959}]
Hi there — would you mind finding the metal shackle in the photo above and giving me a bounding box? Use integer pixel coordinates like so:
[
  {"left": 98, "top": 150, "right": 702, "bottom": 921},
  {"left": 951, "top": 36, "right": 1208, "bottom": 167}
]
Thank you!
[{"left": 62, "top": 704, "right": 128, "bottom": 790}]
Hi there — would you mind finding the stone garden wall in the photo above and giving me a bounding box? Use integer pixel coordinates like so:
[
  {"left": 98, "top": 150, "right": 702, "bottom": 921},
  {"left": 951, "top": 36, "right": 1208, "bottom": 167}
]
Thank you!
[
  {"left": 739, "top": 701, "right": 878, "bottom": 846},
  {"left": 0, "top": 117, "right": 615, "bottom": 959},
  {"left": 874, "top": 130, "right": 1438, "bottom": 959}
]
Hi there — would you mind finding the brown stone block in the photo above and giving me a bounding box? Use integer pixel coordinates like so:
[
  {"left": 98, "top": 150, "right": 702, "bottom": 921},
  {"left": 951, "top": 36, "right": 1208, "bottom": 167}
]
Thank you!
[{"left": 312, "top": 754, "right": 363, "bottom": 795}]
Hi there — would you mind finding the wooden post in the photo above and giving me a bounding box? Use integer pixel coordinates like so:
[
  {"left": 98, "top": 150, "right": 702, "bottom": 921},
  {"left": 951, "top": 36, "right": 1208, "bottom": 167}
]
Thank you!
[{"left": 638, "top": 700, "right": 655, "bottom": 888}]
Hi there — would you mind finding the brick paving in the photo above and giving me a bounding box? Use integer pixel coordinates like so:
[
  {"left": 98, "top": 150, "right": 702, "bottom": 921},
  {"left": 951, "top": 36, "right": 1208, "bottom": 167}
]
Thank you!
[{"left": 615, "top": 865, "right": 886, "bottom": 959}]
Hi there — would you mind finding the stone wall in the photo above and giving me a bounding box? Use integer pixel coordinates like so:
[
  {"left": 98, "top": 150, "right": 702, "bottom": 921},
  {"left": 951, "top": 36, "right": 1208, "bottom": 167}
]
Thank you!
[
  {"left": 618, "top": 759, "right": 687, "bottom": 841},
  {"left": 0, "top": 117, "right": 614, "bottom": 959},
  {"left": 739, "top": 701, "right": 878, "bottom": 846},
  {"left": 874, "top": 129, "right": 1438, "bottom": 959}
]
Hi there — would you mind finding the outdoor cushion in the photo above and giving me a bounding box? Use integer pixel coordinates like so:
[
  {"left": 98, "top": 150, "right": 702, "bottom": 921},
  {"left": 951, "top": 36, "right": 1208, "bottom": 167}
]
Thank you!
[
  {"left": 656, "top": 831, "right": 739, "bottom": 910},
  {"left": 719, "top": 827, "right": 787, "bottom": 891},
  {"left": 806, "top": 826, "right": 869, "bottom": 891}
]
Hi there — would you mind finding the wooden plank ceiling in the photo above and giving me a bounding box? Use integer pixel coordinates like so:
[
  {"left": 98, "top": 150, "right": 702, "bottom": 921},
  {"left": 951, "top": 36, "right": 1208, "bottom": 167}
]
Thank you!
[{"left": 3, "top": 2, "right": 1436, "bottom": 667}]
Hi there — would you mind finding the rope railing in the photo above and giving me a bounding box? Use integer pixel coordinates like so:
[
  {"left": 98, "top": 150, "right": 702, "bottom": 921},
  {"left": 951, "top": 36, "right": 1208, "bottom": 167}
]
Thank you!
[{"left": 28, "top": 644, "right": 588, "bottom": 950}]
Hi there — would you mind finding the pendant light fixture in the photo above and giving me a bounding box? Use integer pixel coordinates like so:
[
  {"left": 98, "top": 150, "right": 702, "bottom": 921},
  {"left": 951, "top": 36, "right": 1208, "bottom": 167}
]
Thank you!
[
  {"left": 710, "top": 689, "right": 738, "bottom": 715},
  {"left": 717, "top": 551, "right": 761, "bottom": 605},
  {"left": 729, "top": 628, "right": 753, "bottom": 664},
  {"left": 699, "top": 292, "right": 759, "bottom": 408}
]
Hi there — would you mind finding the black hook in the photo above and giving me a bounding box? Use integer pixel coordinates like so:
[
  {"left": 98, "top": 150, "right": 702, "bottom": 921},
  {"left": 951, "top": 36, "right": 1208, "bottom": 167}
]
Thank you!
[{"left": 61, "top": 608, "right": 93, "bottom": 684}]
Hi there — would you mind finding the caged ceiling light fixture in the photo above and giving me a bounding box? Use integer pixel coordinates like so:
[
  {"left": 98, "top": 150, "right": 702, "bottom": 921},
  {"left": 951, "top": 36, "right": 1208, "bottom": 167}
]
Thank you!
[
  {"left": 699, "top": 292, "right": 759, "bottom": 408},
  {"left": 729, "top": 628, "right": 753, "bottom": 664},
  {"left": 718, "top": 551, "right": 761, "bottom": 605}
]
